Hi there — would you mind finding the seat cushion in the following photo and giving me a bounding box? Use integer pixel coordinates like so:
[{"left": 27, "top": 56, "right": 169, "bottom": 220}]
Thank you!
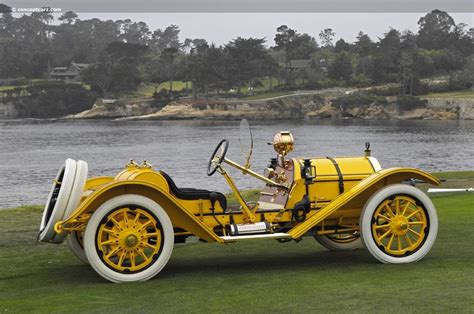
[{"left": 159, "top": 171, "right": 227, "bottom": 210}]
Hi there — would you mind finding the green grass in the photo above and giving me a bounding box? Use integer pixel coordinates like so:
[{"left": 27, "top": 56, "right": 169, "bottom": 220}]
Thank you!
[
  {"left": 1, "top": 173, "right": 473, "bottom": 312},
  {"left": 0, "top": 85, "right": 18, "bottom": 91},
  {"left": 226, "top": 189, "right": 261, "bottom": 207},
  {"left": 422, "top": 89, "right": 474, "bottom": 99}
]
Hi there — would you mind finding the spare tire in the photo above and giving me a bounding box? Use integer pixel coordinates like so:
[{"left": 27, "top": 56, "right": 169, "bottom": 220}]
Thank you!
[{"left": 39, "top": 159, "right": 88, "bottom": 243}]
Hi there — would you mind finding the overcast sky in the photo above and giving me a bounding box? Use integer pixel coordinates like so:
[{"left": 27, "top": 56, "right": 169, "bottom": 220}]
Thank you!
[{"left": 74, "top": 13, "right": 472, "bottom": 46}]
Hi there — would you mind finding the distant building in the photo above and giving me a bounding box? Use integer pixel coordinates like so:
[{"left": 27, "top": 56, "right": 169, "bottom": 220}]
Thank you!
[
  {"left": 279, "top": 59, "right": 311, "bottom": 70},
  {"left": 49, "top": 62, "right": 91, "bottom": 82},
  {"left": 469, "top": 28, "right": 474, "bottom": 41}
]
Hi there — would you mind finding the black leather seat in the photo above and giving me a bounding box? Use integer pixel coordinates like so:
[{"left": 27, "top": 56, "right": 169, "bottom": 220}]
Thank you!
[{"left": 159, "top": 171, "right": 227, "bottom": 210}]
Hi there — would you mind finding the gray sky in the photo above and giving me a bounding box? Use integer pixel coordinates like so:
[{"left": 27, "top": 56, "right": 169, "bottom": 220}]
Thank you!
[{"left": 75, "top": 13, "right": 473, "bottom": 45}]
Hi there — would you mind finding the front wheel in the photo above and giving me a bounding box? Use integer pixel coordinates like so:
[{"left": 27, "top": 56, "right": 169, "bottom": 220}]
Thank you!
[
  {"left": 84, "top": 194, "right": 174, "bottom": 283},
  {"left": 360, "top": 184, "right": 438, "bottom": 264}
]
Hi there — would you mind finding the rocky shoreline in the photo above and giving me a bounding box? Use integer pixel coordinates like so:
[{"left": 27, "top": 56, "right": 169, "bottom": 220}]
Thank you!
[
  {"left": 69, "top": 93, "right": 474, "bottom": 121},
  {"left": 2, "top": 89, "right": 473, "bottom": 120}
]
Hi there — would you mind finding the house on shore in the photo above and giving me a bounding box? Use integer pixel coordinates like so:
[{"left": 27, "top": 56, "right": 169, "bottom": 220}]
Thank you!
[
  {"left": 49, "top": 62, "right": 91, "bottom": 82},
  {"left": 279, "top": 59, "right": 311, "bottom": 71}
]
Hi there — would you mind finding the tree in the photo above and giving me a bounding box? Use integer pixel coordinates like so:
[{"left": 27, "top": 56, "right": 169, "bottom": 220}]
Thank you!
[
  {"left": 118, "top": 19, "right": 150, "bottom": 44},
  {"left": 367, "top": 28, "right": 401, "bottom": 82},
  {"left": 188, "top": 43, "right": 225, "bottom": 99},
  {"left": 417, "top": 9, "right": 455, "bottom": 50},
  {"left": 319, "top": 28, "right": 335, "bottom": 48},
  {"left": 161, "top": 47, "right": 179, "bottom": 91},
  {"left": 399, "top": 31, "right": 417, "bottom": 95},
  {"left": 274, "top": 25, "right": 317, "bottom": 85},
  {"left": 328, "top": 51, "right": 353, "bottom": 82},
  {"left": 355, "top": 31, "right": 374, "bottom": 55},
  {"left": 58, "top": 11, "right": 78, "bottom": 25},
  {"left": 224, "top": 37, "right": 269, "bottom": 93},
  {"left": 84, "top": 42, "right": 148, "bottom": 97},
  {"left": 150, "top": 25, "right": 181, "bottom": 52},
  {"left": 334, "top": 38, "right": 352, "bottom": 53}
]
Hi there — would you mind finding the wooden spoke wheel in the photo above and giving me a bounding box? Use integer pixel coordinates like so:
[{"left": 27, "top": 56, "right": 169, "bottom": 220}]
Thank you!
[
  {"left": 360, "top": 184, "right": 438, "bottom": 264},
  {"left": 84, "top": 195, "right": 173, "bottom": 283}
]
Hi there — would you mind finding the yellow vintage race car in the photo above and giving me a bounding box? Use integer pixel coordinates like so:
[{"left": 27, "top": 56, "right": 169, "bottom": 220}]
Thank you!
[{"left": 38, "top": 120, "right": 440, "bottom": 283}]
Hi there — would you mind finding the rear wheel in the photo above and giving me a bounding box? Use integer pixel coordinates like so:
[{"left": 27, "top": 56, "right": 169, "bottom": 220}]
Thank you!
[
  {"left": 315, "top": 233, "right": 362, "bottom": 250},
  {"left": 360, "top": 184, "right": 438, "bottom": 264},
  {"left": 84, "top": 194, "right": 174, "bottom": 283},
  {"left": 67, "top": 231, "right": 88, "bottom": 264}
]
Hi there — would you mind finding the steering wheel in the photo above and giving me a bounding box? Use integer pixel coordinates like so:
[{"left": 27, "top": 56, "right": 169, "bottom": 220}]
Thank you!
[{"left": 207, "top": 139, "right": 229, "bottom": 176}]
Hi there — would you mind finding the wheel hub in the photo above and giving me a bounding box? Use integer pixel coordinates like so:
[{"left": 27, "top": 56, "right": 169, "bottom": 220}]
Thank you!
[
  {"left": 390, "top": 216, "right": 409, "bottom": 235},
  {"left": 125, "top": 234, "right": 139, "bottom": 248}
]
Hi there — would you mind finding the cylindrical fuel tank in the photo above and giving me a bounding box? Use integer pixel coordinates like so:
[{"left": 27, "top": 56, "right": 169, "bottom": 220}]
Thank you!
[{"left": 287, "top": 156, "right": 381, "bottom": 208}]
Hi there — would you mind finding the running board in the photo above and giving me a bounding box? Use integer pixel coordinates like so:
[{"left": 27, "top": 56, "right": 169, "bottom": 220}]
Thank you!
[{"left": 220, "top": 233, "right": 291, "bottom": 242}]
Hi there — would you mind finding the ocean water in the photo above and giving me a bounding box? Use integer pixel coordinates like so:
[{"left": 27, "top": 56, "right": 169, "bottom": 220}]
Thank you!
[{"left": 0, "top": 119, "right": 472, "bottom": 208}]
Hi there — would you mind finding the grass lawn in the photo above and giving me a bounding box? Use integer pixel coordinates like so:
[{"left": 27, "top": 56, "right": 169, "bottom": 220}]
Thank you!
[
  {"left": 422, "top": 89, "right": 474, "bottom": 99},
  {"left": 1, "top": 173, "right": 473, "bottom": 312},
  {"left": 0, "top": 85, "right": 19, "bottom": 91}
]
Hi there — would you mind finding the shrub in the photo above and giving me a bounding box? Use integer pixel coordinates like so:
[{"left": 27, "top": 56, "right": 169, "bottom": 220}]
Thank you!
[
  {"left": 0, "top": 77, "right": 29, "bottom": 86},
  {"left": 12, "top": 83, "right": 97, "bottom": 117},
  {"left": 396, "top": 96, "right": 427, "bottom": 111},
  {"left": 332, "top": 93, "right": 376, "bottom": 109}
]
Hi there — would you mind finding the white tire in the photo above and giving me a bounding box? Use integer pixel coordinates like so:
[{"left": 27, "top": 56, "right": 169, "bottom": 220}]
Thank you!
[
  {"left": 84, "top": 194, "right": 174, "bottom": 283},
  {"left": 39, "top": 159, "right": 88, "bottom": 243},
  {"left": 360, "top": 184, "right": 438, "bottom": 264},
  {"left": 39, "top": 159, "right": 77, "bottom": 243},
  {"left": 67, "top": 231, "right": 89, "bottom": 264},
  {"left": 315, "top": 234, "right": 362, "bottom": 250}
]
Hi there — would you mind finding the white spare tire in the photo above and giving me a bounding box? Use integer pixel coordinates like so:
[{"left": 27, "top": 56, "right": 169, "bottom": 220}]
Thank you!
[{"left": 39, "top": 159, "right": 88, "bottom": 243}]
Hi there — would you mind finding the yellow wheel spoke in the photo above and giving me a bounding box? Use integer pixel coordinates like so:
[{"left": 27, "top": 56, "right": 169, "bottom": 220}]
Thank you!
[
  {"left": 142, "top": 242, "right": 158, "bottom": 250},
  {"left": 378, "top": 229, "right": 392, "bottom": 241},
  {"left": 397, "top": 235, "right": 402, "bottom": 251},
  {"left": 395, "top": 199, "right": 400, "bottom": 215},
  {"left": 408, "top": 221, "right": 425, "bottom": 225},
  {"left": 120, "top": 251, "right": 129, "bottom": 266},
  {"left": 387, "top": 233, "right": 395, "bottom": 249},
  {"left": 384, "top": 204, "right": 396, "bottom": 217},
  {"left": 110, "top": 217, "right": 122, "bottom": 230},
  {"left": 106, "top": 247, "right": 120, "bottom": 259},
  {"left": 130, "top": 251, "right": 136, "bottom": 268},
  {"left": 133, "top": 212, "right": 141, "bottom": 224},
  {"left": 123, "top": 211, "right": 129, "bottom": 226},
  {"left": 136, "top": 248, "right": 148, "bottom": 261},
  {"left": 100, "top": 239, "right": 117, "bottom": 246},
  {"left": 103, "top": 228, "right": 117, "bottom": 235},
  {"left": 404, "top": 234, "right": 413, "bottom": 246},
  {"left": 376, "top": 213, "right": 391, "bottom": 221},
  {"left": 139, "top": 220, "right": 153, "bottom": 231},
  {"left": 406, "top": 209, "right": 421, "bottom": 219},
  {"left": 374, "top": 224, "right": 390, "bottom": 230},
  {"left": 408, "top": 227, "right": 421, "bottom": 237},
  {"left": 401, "top": 201, "right": 411, "bottom": 216}
]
